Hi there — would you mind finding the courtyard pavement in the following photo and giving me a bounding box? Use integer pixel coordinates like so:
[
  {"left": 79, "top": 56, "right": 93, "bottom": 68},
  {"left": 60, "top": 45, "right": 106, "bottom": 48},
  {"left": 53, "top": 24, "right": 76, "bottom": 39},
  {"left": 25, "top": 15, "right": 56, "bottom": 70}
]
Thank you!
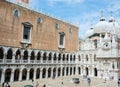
[{"left": 0, "top": 75, "right": 118, "bottom": 87}]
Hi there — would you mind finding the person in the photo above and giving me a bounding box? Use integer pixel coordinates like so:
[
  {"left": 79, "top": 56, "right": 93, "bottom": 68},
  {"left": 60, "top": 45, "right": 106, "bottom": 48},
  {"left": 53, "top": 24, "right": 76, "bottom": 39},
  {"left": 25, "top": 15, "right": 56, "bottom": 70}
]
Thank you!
[
  {"left": 36, "top": 81, "right": 39, "bottom": 87},
  {"left": 5, "top": 82, "right": 10, "bottom": 87},
  {"left": 32, "top": 79, "right": 34, "bottom": 86},
  {"left": 118, "top": 78, "right": 120, "bottom": 87},
  {"left": 2, "top": 82, "right": 4, "bottom": 87},
  {"left": 87, "top": 77, "right": 91, "bottom": 86},
  {"left": 43, "top": 84, "right": 46, "bottom": 87}
]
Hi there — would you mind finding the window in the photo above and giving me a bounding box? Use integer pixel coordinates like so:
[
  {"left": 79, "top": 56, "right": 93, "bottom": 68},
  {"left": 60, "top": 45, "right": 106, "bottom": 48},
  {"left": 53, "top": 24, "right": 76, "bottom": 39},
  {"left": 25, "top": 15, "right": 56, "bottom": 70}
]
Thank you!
[
  {"left": 55, "top": 23, "right": 60, "bottom": 29},
  {"left": 69, "top": 28, "right": 72, "bottom": 33},
  {"left": 13, "top": 9, "right": 20, "bottom": 17},
  {"left": 37, "top": 17, "right": 42, "bottom": 23},
  {"left": 23, "top": 26, "right": 30, "bottom": 40},
  {"left": 59, "top": 32, "right": 65, "bottom": 48},
  {"left": 86, "top": 55, "right": 88, "bottom": 61},
  {"left": 22, "top": 22, "right": 32, "bottom": 43}
]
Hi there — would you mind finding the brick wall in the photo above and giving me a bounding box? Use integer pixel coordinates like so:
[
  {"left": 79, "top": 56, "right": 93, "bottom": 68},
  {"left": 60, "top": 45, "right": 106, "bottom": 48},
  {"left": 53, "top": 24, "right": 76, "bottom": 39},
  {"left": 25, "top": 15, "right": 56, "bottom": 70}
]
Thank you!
[{"left": 0, "top": 0, "right": 79, "bottom": 52}]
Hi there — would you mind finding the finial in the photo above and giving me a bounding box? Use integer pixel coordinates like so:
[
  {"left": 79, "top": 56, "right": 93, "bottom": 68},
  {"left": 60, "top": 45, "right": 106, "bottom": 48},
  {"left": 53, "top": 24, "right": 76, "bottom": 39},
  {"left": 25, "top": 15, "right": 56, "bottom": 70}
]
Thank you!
[
  {"left": 100, "top": 10, "right": 105, "bottom": 21},
  {"left": 101, "top": 10, "right": 104, "bottom": 17},
  {"left": 110, "top": 11, "right": 113, "bottom": 17}
]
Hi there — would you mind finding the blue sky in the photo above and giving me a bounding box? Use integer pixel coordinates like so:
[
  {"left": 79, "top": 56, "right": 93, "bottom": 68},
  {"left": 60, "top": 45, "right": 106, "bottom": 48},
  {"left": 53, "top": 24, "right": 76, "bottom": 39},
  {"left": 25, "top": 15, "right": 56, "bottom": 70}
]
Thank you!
[{"left": 16, "top": 0, "right": 120, "bottom": 38}]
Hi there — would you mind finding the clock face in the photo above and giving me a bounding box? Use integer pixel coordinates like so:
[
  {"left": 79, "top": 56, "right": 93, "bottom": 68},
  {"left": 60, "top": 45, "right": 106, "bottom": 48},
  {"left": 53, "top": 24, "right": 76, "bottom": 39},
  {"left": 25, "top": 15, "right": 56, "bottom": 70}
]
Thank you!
[{"left": 103, "top": 43, "right": 110, "bottom": 50}]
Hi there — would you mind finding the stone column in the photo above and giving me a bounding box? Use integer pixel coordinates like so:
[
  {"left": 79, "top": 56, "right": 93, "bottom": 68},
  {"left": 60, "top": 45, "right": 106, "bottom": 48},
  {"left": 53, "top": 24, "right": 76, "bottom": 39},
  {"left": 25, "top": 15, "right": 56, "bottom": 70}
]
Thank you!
[
  {"left": 56, "top": 68, "right": 58, "bottom": 78},
  {"left": 51, "top": 68, "right": 53, "bottom": 78},
  {"left": 34, "top": 69, "right": 36, "bottom": 81},
  {"left": 19, "top": 69, "right": 22, "bottom": 81},
  {"left": 68, "top": 67, "right": 70, "bottom": 75},
  {"left": 12, "top": 54, "right": 15, "bottom": 63},
  {"left": 60, "top": 67, "right": 63, "bottom": 77},
  {"left": 10, "top": 69, "right": 14, "bottom": 82},
  {"left": 40, "top": 71, "right": 42, "bottom": 79},
  {"left": 72, "top": 67, "right": 74, "bottom": 75},
  {"left": 1, "top": 69, "right": 5, "bottom": 83},
  {"left": 46, "top": 69, "right": 48, "bottom": 78},
  {"left": 64, "top": 67, "right": 66, "bottom": 76},
  {"left": 27, "top": 69, "right": 30, "bottom": 80}
]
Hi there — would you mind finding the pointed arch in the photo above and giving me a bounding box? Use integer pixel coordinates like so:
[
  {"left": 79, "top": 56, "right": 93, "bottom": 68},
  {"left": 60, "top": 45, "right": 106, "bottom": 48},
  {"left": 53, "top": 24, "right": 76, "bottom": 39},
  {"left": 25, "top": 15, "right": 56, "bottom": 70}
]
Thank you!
[
  {"left": 0, "top": 48, "right": 4, "bottom": 59},
  {"left": 22, "top": 68, "right": 27, "bottom": 80},
  {"left": 36, "top": 68, "right": 40, "bottom": 79},
  {"left": 5, "top": 68, "right": 11, "bottom": 82},
  {"left": 15, "top": 49, "right": 21, "bottom": 59},
  {"left": 23, "top": 50, "right": 28, "bottom": 60},
  {"left": 7, "top": 49, "right": 13, "bottom": 59},
  {"left": 14, "top": 69, "right": 19, "bottom": 81},
  {"left": 30, "top": 51, "right": 35, "bottom": 60},
  {"left": 94, "top": 68, "right": 98, "bottom": 76},
  {"left": 37, "top": 52, "right": 41, "bottom": 60}
]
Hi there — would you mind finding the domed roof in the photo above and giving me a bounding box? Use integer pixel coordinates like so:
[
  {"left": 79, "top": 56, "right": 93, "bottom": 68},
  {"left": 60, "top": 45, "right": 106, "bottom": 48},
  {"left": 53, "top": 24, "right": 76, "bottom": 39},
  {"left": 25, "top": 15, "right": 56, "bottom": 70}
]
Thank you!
[
  {"left": 94, "top": 17, "right": 111, "bottom": 33},
  {"left": 109, "top": 19, "right": 120, "bottom": 35},
  {"left": 85, "top": 28, "right": 94, "bottom": 38}
]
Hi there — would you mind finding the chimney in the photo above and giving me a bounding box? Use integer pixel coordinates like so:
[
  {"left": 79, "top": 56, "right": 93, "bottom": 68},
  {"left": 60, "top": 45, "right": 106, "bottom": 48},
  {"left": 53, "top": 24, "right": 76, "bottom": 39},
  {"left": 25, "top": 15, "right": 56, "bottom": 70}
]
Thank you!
[{"left": 17, "top": 0, "right": 29, "bottom": 5}]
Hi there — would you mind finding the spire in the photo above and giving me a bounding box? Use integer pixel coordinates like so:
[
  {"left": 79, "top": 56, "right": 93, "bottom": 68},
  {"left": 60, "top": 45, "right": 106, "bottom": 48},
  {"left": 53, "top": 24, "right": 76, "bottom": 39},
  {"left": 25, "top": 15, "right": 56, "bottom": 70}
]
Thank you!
[
  {"left": 17, "top": 0, "right": 29, "bottom": 5},
  {"left": 109, "top": 11, "right": 115, "bottom": 22},
  {"left": 100, "top": 10, "right": 105, "bottom": 21},
  {"left": 99, "top": 33, "right": 102, "bottom": 43},
  {"left": 90, "top": 20, "right": 93, "bottom": 30}
]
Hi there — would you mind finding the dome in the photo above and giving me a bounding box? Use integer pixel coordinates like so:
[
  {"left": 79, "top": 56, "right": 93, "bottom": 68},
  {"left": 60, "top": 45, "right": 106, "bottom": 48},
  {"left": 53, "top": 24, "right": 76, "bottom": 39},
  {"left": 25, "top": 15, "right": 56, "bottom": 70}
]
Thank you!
[
  {"left": 109, "top": 20, "right": 120, "bottom": 35},
  {"left": 94, "top": 17, "right": 111, "bottom": 34},
  {"left": 85, "top": 28, "right": 94, "bottom": 38}
]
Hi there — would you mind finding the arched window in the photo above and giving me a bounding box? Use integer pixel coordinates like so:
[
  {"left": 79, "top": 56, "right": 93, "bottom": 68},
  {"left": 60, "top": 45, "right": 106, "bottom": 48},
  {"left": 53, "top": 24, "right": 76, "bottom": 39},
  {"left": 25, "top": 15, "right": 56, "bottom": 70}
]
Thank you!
[
  {"left": 86, "top": 55, "right": 88, "bottom": 61},
  {"left": 37, "top": 17, "right": 43, "bottom": 23},
  {"left": 13, "top": 9, "right": 20, "bottom": 17}
]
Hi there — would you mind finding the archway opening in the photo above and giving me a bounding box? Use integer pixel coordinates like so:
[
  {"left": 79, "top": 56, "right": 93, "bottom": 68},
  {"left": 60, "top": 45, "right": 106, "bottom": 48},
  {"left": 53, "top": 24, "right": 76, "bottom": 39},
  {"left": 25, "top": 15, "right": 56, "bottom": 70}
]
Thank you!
[
  {"left": 42, "top": 68, "right": 46, "bottom": 78},
  {"left": 85, "top": 67, "right": 89, "bottom": 76},
  {"left": 62, "top": 68, "right": 64, "bottom": 76},
  {"left": 66, "top": 67, "right": 69, "bottom": 76},
  {"left": 0, "top": 48, "right": 4, "bottom": 59},
  {"left": 7, "top": 49, "right": 12, "bottom": 59},
  {"left": 58, "top": 68, "right": 61, "bottom": 77},
  {"left": 70, "top": 67, "right": 72, "bottom": 75},
  {"left": 48, "top": 68, "right": 51, "bottom": 78},
  {"left": 5, "top": 69, "right": 11, "bottom": 82},
  {"left": 94, "top": 68, "right": 98, "bottom": 76},
  {"left": 14, "top": 69, "right": 19, "bottom": 81},
  {"left": 74, "top": 67, "right": 76, "bottom": 75},
  {"left": 23, "top": 50, "right": 28, "bottom": 60},
  {"left": 36, "top": 68, "right": 40, "bottom": 79},
  {"left": 29, "top": 68, "right": 34, "bottom": 80},
  {"left": 0, "top": 69, "right": 2, "bottom": 82},
  {"left": 30, "top": 51, "right": 35, "bottom": 60},
  {"left": 22, "top": 69, "right": 27, "bottom": 80},
  {"left": 78, "top": 67, "right": 81, "bottom": 75}
]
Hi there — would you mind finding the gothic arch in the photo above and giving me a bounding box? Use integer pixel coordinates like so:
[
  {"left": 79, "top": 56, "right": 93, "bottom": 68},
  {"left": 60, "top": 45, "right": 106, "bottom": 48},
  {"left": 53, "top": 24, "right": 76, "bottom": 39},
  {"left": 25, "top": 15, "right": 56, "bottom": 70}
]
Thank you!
[
  {"left": 15, "top": 49, "right": 21, "bottom": 59},
  {"left": 94, "top": 68, "right": 98, "bottom": 76},
  {"left": 22, "top": 68, "right": 27, "bottom": 80},
  {"left": 29, "top": 68, "right": 34, "bottom": 80},
  {"left": 0, "top": 48, "right": 4, "bottom": 59},
  {"left": 14, "top": 69, "right": 19, "bottom": 81},
  {"left": 48, "top": 68, "right": 51, "bottom": 78},
  {"left": 23, "top": 50, "right": 28, "bottom": 60},
  {"left": 42, "top": 68, "right": 46, "bottom": 78},
  {"left": 37, "top": 51, "right": 41, "bottom": 60},
  {"left": 36, "top": 68, "right": 40, "bottom": 79},
  {"left": 5, "top": 68, "right": 11, "bottom": 82},
  {"left": 30, "top": 51, "right": 35, "bottom": 60},
  {"left": 85, "top": 67, "right": 89, "bottom": 76},
  {"left": 7, "top": 49, "right": 13, "bottom": 59}
]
